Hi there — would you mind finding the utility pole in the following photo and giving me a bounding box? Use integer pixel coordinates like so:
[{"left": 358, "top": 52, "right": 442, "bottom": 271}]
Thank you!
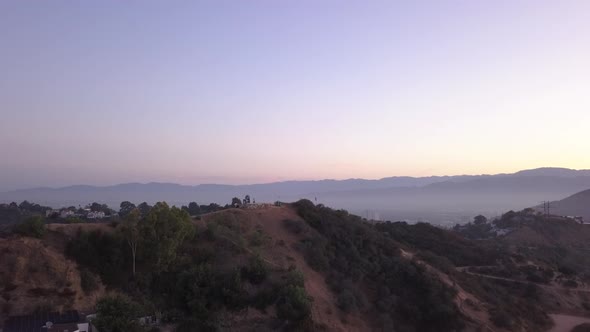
[{"left": 541, "top": 201, "right": 551, "bottom": 218}]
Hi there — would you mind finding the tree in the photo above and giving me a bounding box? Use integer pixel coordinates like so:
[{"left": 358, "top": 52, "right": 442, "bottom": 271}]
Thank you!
[
  {"left": 137, "top": 202, "right": 152, "bottom": 217},
  {"left": 187, "top": 202, "right": 200, "bottom": 216},
  {"left": 14, "top": 215, "right": 46, "bottom": 238},
  {"left": 94, "top": 294, "right": 143, "bottom": 332},
  {"left": 18, "top": 200, "right": 33, "bottom": 211},
  {"left": 121, "top": 209, "right": 141, "bottom": 277},
  {"left": 231, "top": 197, "right": 241, "bottom": 207},
  {"left": 141, "top": 202, "right": 194, "bottom": 271},
  {"left": 119, "top": 201, "right": 137, "bottom": 218},
  {"left": 90, "top": 202, "right": 104, "bottom": 212},
  {"left": 473, "top": 215, "right": 488, "bottom": 225}
]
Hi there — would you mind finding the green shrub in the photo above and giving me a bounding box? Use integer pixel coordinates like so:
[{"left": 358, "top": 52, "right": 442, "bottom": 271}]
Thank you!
[
  {"left": 94, "top": 294, "right": 144, "bottom": 332},
  {"left": 283, "top": 219, "right": 307, "bottom": 234},
  {"left": 80, "top": 269, "right": 100, "bottom": 293},
  {"left": 276, "top": 285, "right": 312, "bottom": 322},
  {"left": 14, "top": 216, "right": 46, "bottom": 238},
  {"left": 242, "top": 255, "right": 268, "bottom": 284},
  {"left": 285, "top": 269, "right": 305, "bottom": 287}
]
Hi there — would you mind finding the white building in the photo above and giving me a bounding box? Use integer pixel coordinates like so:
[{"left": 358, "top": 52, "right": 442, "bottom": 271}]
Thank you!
[{"left": 87, "top": 211, "right": 106, "bottom": 219}]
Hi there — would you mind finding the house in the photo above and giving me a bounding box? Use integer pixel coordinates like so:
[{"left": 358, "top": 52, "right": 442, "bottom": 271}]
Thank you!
[
  {"left": 86, "top": 211, "right": 105, "bottom": 219},
  {"left": 2, "top": 311, "right": 91, "bottom": 332},
  {"left": 565, "top": 216, "right": 584, "bottom": 224}
]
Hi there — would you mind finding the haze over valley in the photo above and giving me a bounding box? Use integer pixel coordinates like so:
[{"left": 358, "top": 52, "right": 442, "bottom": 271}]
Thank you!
[{"left": 3, "top": 167, "right": 590, "bottom": 225}]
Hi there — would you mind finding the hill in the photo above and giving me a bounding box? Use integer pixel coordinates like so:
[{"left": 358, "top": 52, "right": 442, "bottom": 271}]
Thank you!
[
  {"left": 2, "top": 167, "right": 590, "bottom": 225},
  {"left": 5, "top": 201, "right": 590, "bottom": 331},
  {"left": 535, "top": 189, "right": 590, "bottom": 222}
]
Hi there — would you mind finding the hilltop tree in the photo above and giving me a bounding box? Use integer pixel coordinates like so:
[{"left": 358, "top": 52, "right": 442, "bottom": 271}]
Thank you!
[
  {"left": 187, "top": 202, "right": 200, "bottom": 215},
  {"left": 473, "top": 215, "right": 488, "bottom": 225},
  {"left": 137, "top": 202, "right": 152, "bottom": 217},
  {"left": 121, "top": 209, "right": 141, "bottom": 277},
  {"left": 119, "top": 201, "right": 136, "bottom": 218},
  {"left": 231, "top": 197, "right": 241, "bottom": 207}
]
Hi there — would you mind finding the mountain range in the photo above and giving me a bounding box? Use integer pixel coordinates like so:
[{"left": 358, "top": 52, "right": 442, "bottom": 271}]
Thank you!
[{"left": 2, "top": 167, "right": 590, "bottom": 225}]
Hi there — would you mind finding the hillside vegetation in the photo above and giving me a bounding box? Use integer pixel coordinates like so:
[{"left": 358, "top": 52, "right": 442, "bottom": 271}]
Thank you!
[{"left": 4, "top": 200, "right": 590, "bottom": 331}]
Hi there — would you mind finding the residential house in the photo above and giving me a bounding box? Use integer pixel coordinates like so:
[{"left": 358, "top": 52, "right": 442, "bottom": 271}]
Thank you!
[{"left": 2, "top": 311, "right": 92, "bottom": 332}]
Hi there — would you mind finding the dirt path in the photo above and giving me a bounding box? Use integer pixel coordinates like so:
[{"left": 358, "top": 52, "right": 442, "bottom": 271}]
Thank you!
[
  {"left": 459, "top": 269, "right": 590, "bottom": 293},
  {"left": 549, "top": 314, "right": 590, "bottom": 332}
]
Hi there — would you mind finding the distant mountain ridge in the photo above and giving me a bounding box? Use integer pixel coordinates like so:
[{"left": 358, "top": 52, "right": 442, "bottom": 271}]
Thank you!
[{"left": 1, "top": 167, "right": 590, "bottom": 225}]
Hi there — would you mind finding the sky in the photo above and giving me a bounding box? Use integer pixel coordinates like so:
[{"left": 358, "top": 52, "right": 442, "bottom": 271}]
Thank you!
[{"left": 1, "top": 1, "right": 590, "bottom": 191}]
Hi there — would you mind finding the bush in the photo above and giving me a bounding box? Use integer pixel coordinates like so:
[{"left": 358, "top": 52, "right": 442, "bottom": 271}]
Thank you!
[
  {"left": 276, "top": 285, "right": 312, "bottom": 322},
  {"left": 94, "top": 294, "right": 144, "bottom": 332},
  {"left": 66, "top": 217, "right": 84, "bottom": 224},
  {"left": 283, "top": 219, "right": 307, "bottom": 234},
  {"left": 336, "top": 289, "right": 357, "bottom": 312},
  {"left": 285, "top": 269, "right": 305, "bottom": 288},
  {"left": 80, "top": 269, "right": 100, "bottom": 293},
  {"left": 242, "top": 255, "right": 268, "bottom": 284},
  {"left": 490, "top": 309, "right": 513, "bottom": 328},
  {"left": 14, "top": 216, "right": 46, "bottom": 238}
]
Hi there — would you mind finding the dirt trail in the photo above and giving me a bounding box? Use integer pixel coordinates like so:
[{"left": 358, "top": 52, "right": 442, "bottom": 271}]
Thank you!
[
  {"left": 400, "top": 249, "right": 497, "bottom": 331},
  {"left": 549, "top": 314, "right": 590, "bottom": 332},
  {"left": 459, "top": 269, "right": 590, "bottom": 293}
]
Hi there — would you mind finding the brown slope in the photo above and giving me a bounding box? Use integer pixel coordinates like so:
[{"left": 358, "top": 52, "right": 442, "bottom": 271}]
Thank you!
[
  {"left": 202, "top": 206, "right": 372, "bottom": 332},
  {"left": 0, "top": 235, "right": 105, "bottom": 325}
]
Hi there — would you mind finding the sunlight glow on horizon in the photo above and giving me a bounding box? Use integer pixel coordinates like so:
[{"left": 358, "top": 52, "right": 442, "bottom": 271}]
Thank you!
[{"left": 1, "top": 1, "right": 589, "bottom": 190}]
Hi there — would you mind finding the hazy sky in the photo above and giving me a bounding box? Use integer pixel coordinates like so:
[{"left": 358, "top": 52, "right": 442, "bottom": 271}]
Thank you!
[{"left": 1, "top": 1, "right": 590, "bottom": 191}]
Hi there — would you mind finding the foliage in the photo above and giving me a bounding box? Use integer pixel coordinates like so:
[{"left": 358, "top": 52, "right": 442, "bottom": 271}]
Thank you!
[
  {"left": 141, "top": 202, "right": 194, "bottom": 272},
  {"left": 187, "top": 202, "right": 201, "bottom": 216},
  {"left": 66, "top": 229, "right": 128, "bottom": 286},
  {"left": 65, "top": 217, "right": 84, "bottom": 224},
  {"left": 241, "top": 255, "right": 269, "bottom": 284},
  {"left": 137, "top": 202, "right": 152, "bottom": 217},
  {"left": 121, "top": 209, "right": 141, "bottom": 276},
  {"left": 293, "top": 199, "right": 464, "bottom": 331},
  {"left": 119, "top": 201, "right": 137, "bottom": 218},
  {"left": 276, "top": 285, "right": 312, "bottom": 323},
  {"left": 80, "top": 269, "right": 100, "bottom": 293},
  {"left": 14, "top": 215, "right": 46, "bottom": 238},
  {"left": 94, "top": 294, "right": 144, "bottom": 332}
]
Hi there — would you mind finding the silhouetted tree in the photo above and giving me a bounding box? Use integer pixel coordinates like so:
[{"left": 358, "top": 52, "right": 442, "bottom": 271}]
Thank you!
[
  {"left": 187, "top": 202, "right": 200, "bottom": 215},
  {"left": 119, "top": 201, "right": 136, "bottom": 218}
]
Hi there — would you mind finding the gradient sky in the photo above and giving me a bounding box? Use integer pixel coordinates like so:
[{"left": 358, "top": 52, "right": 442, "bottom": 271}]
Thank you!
[{"left": 1, "top": 1, "right": 590, "bottom": 191}]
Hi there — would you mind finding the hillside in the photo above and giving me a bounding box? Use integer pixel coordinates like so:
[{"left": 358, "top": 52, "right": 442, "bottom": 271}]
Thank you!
[
  {"left": 4, "top": 202, "right": 590, "bottom": 331},
  {"left": 0, "top": 225, "right": 108, "bottom": 326},
  {"left": 536, "top": 189, "right": 590, "bottom": 222}
]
